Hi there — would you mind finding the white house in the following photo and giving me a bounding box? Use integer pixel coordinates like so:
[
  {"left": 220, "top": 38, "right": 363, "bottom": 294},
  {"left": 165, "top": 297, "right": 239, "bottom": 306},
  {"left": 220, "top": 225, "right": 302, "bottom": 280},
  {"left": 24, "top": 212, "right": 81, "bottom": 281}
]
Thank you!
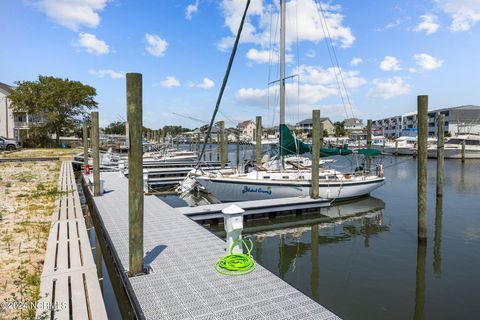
[
  {"left": 0, "top": 82, "right": 15, "bottom": 139},
  {"left": 0, "top": 82, "right": 42, "bottom": 140},
  {"left": 238, "top": 120, "right": 256, "bottom": 141}
]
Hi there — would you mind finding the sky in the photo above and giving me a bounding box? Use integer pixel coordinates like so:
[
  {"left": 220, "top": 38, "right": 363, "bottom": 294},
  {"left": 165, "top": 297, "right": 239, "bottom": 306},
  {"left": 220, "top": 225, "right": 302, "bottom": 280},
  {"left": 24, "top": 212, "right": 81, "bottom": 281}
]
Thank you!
[{"left": 1, "top": 0, "right": 480, "bottom": 129}]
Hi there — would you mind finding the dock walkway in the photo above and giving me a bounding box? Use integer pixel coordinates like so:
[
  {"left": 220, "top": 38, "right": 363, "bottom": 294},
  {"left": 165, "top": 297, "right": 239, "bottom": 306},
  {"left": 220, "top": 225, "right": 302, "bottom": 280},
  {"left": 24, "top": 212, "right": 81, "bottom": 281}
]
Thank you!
[
  {"left": 37, "top": 161, "right": 107, "bottom": 320},
  {"left": 90, "top": 172, "right": 340, "bottom": 319}
]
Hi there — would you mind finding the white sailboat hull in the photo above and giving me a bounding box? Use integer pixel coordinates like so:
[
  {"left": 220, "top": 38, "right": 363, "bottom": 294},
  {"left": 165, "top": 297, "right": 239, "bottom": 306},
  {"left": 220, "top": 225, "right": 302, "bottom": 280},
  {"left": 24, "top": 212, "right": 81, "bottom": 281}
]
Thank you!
[{"left": 196, "top": 175, "right": 385, "bottom": 202}]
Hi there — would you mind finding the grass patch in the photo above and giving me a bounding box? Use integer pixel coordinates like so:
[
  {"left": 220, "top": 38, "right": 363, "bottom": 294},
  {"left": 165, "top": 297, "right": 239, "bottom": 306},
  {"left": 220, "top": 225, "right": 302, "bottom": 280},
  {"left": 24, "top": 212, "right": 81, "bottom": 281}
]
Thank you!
[{"left": 12, "top": 172, "right": 36, "bottom": 183}]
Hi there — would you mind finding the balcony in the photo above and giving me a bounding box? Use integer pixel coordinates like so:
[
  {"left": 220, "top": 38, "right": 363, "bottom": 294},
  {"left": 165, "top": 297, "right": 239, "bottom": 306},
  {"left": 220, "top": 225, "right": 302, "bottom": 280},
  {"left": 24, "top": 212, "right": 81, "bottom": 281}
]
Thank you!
[{"left": 14, "top": 121, "right": 29, "bottom": 129}]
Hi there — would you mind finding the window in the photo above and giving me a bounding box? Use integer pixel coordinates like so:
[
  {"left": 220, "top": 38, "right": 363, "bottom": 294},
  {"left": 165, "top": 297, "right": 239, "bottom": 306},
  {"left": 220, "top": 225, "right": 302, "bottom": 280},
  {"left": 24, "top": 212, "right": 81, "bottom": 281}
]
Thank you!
[
  {"left": 466, "top": 140, "right": 480, "bottom": 146},
  {"left": 446, "top": 139, "right": 462, "bottom": 145}
]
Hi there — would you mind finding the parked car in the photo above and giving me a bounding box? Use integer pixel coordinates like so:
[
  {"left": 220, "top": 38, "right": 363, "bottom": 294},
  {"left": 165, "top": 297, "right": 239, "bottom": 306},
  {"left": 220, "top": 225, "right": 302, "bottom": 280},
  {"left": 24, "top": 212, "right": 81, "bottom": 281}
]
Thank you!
[{"left": 0, "top": 136, "right": 19, "bottom": 151}]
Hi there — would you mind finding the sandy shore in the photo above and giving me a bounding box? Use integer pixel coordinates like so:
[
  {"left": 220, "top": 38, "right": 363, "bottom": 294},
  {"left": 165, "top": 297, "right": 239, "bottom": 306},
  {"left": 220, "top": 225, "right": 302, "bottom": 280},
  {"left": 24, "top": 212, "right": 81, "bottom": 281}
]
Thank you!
[{"left": 0, "top": 154, "right": 67, "bottom": 319}]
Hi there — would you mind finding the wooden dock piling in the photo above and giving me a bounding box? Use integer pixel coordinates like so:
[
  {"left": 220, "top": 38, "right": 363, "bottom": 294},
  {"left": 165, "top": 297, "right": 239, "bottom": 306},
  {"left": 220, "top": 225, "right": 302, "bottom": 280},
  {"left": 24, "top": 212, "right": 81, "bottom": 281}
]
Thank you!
[
  {"left": 219, "top": 121, "right": 226, "bottom": 169},
  {"left": 367, "top": 119, "right": 372, "bottom": 171},
  {"left": 236, "top": 130, "right": 240, "bottom": 170},
  {"left": 311, "top": 110, "right": 320, "bottom": 199},
  {"left": 319, "top": 122, "right": 324, "bottom": 148},
  {"left": 126, "top": 73, "right": 144, "bottom": 276},
  {"left": 417, "top": 95, "right": 428, "bottom": 241},
  {"left": 436, "top": 114, "right": 445, "bottom": 197},
  {"left": 83, "top": 122, "right": 88, "bottom": 173},
  {"left": 209, "top": 138, "right": 212, "bottom": 161},
  {"left": 367, "top": 119, "right": 372, "bottom": 147},
  {"left": 91, "top": 111, "right": 100, "bottom": 196},
  {"left": 256, "top": 116, "right": 262, "bottom": 167},
  {"left": 461, "top": 140, "right": 465, "bottom": 162}
]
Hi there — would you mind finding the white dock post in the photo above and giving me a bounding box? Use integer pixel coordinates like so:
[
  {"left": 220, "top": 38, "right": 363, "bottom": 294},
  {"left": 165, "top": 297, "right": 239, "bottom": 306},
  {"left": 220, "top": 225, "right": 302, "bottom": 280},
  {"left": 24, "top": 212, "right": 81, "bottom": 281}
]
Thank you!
[
  {"left": 222, "top": 205, "right": 244, "bottom": 254},
  {"left": 119, "top": 161, "right": 125, "bottom": 177},
  {"left": 143, "top": 172, "right": 149, "bottom": 193}
]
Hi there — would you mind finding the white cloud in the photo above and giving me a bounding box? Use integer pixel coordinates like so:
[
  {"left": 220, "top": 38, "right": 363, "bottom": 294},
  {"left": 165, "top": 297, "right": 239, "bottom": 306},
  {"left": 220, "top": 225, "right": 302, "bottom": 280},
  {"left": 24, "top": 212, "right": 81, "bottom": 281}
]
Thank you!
[
  {"left": 414, "top": 14, "right": 440, "bottom": 35},
  {"left": 36, "top": 0, "right": 108, "bottom": 30},
  {"left": 413, "top": 53, "right": 444, "bottom": 70},
  {"left": 189, "top": 78, "right": 214, "bottom": 89},
  {"left": 436, "top": 0, "right": 480, "bottom": 31},
  {"left": 379, "top": 56, "right": 401, "bottom": 71},
  {"left": 76, "top": 33, "right": 109, "bottom": 55},
  {"left": 236, "top": 63, "right": 366, "bottom": 111},
  {"left": 145, "top": 33, "right": 168, "bottom": 57},
  {"left": 375, "top": 18, "right": 402, "bottom": 31},
  {"left": 350, "top": 57, "right": 363, "bottom": 66},
  {"left": 236, "top": 83, "right": 338, "bottom": 107},
  {"left": 246, "top": 48, "right": 293, "bottom": 64},
  {"left": 89, "top": 69, "right": 124, "bottom": 79},
  {"left": 218, "top": 0, "right": 355, "bottom": 51},
  {"left": 185, "top": 0, "right": 199, "bottom": 20},
  {"left": 159, "top": 76, "right": 181, "bottom": 88},
  {"left": 367, "top": 77, "right": 411, "bottom": 99},
  {"left": 294, "top": 65, "right": 367, "bottom": 88},
  {"left": 408, "top": 67, "right": 417, "bottom": 73}
]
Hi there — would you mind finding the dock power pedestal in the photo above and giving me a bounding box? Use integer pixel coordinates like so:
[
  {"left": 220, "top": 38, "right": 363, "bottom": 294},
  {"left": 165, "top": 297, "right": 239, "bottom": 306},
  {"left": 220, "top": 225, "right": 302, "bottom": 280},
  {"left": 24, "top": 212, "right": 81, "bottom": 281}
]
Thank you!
[{"left": 222, "top": 205, "right": 245, "bottom": 254}]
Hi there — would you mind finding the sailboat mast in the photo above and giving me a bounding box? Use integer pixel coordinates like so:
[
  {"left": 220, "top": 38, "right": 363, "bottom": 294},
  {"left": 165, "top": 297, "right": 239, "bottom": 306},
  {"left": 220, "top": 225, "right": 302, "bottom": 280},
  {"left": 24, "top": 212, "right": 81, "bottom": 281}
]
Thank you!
[
  {"left": 280, "top": 0, "right": 286, "bottom": 126},
  {"left": 279, "top": 0, "right": 286, "bottom": 167}
]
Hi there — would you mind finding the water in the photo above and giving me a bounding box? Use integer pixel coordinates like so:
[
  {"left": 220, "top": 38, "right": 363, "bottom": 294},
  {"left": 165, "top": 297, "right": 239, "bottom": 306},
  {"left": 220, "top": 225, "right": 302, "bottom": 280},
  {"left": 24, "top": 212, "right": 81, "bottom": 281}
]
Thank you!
[{"left": 206, "top": 157, "right": 479, "bottom": 320}]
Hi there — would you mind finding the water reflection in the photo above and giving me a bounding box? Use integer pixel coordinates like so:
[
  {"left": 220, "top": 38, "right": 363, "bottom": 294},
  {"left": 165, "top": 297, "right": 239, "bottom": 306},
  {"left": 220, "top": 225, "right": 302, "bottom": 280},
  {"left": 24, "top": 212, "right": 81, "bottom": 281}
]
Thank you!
[
  {"left": 434, "top": 196, "right": 443, "bottom": 276},
  {"left": 311, "top": 224, "right": 319, "bottom": 301},
  {"left": 414, "top": 241, "right": 427, "bottom": 320},
  {"left": 240, "top": 196, "right": 387, "bottom": 237}
]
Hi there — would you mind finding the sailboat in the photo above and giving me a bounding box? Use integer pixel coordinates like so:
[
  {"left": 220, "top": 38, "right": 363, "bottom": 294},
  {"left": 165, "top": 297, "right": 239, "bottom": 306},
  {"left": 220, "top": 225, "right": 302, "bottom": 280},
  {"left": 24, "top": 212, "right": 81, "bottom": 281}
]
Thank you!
[{"left": 181, "top": 0, "right": 385, "bottom": 202}]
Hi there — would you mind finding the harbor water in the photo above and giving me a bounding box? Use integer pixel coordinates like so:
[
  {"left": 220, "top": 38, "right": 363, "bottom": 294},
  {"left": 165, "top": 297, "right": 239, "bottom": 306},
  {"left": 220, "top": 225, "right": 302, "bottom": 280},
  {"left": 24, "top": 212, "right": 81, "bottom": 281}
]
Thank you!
[{"left": 206, "top": 156, "right": 480, "bottom": 320}]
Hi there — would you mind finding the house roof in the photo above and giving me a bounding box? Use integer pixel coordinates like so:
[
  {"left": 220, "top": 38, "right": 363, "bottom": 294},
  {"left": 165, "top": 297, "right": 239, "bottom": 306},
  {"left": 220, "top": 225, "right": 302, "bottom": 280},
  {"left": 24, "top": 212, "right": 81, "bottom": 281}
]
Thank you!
[
  {"left": 0, "top": 82, "right": 13, "bottom": 94},
  {"left": 344, "top": 118, "right": 363, "bottom": 126},
  {"left": 296, "top": 117, "right": 331, "bottom": 125},
  {"left": 238, "top": 120, "right": 254, "bottom": 128}
]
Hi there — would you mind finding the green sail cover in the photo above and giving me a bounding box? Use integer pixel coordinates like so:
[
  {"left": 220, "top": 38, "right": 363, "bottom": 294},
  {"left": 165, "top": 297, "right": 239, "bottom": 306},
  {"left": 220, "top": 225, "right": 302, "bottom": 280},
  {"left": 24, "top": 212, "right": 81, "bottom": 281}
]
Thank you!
[
  {"left": 280, "top": 124, "right": 311, "bottom": 155},
  {"left": 320, "top": 148, "right": 352, "bottom": 156},
  {"left": 280, "top": 124, "right": 353, "bottom": 157},
  {"left": 356, "top": 148, "right": 382, "bottom": 156}
]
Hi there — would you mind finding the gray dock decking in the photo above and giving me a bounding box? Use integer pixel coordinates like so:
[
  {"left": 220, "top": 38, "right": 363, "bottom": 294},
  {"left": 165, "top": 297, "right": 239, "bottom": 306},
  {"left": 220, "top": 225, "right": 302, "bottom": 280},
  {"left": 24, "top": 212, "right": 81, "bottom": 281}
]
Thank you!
[
  {"left": 37, "top": 161, "right": 107, "bottom": 320},
  {"left": 91, "top": 172, "right": 340, "bottom": 319}
]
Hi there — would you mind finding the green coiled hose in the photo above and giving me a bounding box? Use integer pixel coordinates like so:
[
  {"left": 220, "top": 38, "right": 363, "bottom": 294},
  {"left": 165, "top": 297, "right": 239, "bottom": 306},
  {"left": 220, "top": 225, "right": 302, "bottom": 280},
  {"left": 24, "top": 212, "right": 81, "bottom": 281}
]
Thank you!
[{"left": 214, "top": 238, "right": 256, "bottom": 276}]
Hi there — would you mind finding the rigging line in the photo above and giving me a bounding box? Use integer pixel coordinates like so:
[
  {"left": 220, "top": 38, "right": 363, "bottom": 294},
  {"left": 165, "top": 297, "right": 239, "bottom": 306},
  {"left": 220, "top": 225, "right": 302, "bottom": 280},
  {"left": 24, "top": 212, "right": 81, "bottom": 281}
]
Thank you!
[
  {"left": 196, "top": 0, "right": 251, "bottom": 169},
  {"left": 314, "top": 2, "right": 349, "bottom": 119},
  {"left": 316, "top": 1, "right": 356, "bottom": 119},
  {"left": 218, "top": 110, "right": 239, "bottom": 128}
]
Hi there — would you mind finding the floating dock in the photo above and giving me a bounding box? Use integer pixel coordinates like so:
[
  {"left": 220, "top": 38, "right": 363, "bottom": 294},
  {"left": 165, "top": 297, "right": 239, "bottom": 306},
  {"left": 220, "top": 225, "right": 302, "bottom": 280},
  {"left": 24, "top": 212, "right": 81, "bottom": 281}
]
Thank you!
[
  {"left": 178, "top": 196, "right": 331, "bottom": 222},
  {"left": 37, "top": 161, "right": 107, "bottom": 320},
  {"left": 87, "top": 172, "right": 340, "bottom": 319}
]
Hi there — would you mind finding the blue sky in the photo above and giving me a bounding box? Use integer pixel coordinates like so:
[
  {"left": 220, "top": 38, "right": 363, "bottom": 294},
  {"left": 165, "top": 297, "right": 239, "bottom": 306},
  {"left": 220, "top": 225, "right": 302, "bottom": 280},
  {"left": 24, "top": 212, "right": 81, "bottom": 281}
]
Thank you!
[{"left": 1, "top": 0, "right": 479, "bottom": 129}]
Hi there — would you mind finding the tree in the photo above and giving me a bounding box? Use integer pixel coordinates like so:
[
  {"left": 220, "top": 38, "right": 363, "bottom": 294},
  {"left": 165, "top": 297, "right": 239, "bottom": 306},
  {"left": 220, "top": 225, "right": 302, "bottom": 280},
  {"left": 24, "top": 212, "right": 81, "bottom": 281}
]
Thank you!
[
  {"left": 9, "top": 76, "right": 98, "bottom": 146},
  {"left": 334, "top": 121, "right": 346, "bottom": 137},
  {"left": 104, "top": 121, "right": 126, "bottom": 135},
  {"left": 323, "top": 129, "right": 329, "bottom": 137}
]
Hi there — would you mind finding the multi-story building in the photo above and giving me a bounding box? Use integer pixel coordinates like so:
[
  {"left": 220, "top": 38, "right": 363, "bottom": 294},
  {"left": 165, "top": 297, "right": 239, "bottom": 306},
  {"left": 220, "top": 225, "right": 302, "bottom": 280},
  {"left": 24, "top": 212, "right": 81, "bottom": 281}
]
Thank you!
[
  {"left": 295, "top": 117, "right": 335, "bottom": 135},
  {"left": 372, "top": 105, "right": 480, "bottom": 137},
  {"left": 0, "top": 82, "right": 15, "bottom": 139},
  {"left": 238, "top": 120, "right": 256, "bottom": 141},
  {"left": 1, "top": 81, "right": 42, "bottom": 140}
]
